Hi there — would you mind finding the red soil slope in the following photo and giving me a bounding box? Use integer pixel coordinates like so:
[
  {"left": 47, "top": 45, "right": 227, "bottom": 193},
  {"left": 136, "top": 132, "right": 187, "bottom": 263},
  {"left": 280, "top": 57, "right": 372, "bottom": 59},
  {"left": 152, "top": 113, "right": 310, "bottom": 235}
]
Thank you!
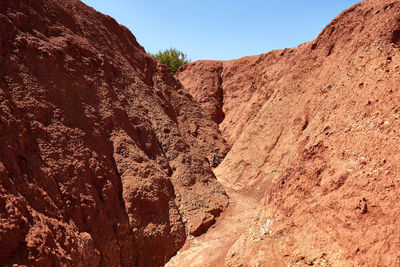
[
  {"left": 0, "top": 0, "right": 229, "bottom": 266},
  {"left": 176, "top": 0, "right": 400, "bottom": 265}
]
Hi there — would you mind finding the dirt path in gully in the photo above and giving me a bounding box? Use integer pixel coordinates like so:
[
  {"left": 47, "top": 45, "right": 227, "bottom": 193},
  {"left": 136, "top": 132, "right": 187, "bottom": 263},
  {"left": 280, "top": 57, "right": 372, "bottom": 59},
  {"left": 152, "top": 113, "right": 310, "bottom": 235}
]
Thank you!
[{"left": 166, "top": 166, "right": 259, "bottom": 267}]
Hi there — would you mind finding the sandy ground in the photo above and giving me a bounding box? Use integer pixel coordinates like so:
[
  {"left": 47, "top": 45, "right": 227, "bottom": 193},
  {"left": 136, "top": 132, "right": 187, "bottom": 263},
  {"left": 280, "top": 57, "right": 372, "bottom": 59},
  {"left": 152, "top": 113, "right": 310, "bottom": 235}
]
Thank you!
[{"left": 166, "top": 170, "right": 259, "bottom": 267}]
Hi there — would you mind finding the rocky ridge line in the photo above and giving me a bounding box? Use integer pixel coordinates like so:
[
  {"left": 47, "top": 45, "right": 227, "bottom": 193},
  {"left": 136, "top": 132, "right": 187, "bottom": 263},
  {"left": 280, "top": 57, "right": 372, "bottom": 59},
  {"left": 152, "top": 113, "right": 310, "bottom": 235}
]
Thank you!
[{"left": 176, "top": 0, "right": 400, "bottom": 266}]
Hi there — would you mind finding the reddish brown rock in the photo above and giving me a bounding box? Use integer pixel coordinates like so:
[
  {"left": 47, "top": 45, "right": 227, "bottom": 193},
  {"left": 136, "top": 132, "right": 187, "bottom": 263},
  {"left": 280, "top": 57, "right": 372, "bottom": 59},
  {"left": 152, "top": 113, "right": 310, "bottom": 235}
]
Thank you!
[
  {"left": 176, "top": 0, "right": 400, "bottom": 266},
  {"left": 0, "top": 0, "right": 228, "bottom": 266},
  {"left": 177, "top": 61, "right": 225, "bottom": 125}
]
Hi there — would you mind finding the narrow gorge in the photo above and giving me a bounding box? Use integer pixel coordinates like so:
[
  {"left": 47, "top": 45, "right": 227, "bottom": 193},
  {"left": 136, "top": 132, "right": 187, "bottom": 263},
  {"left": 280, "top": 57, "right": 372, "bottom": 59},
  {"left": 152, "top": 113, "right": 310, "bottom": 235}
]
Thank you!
[{"left": 1, "top": 0, "right": 400, "bottom": 266}]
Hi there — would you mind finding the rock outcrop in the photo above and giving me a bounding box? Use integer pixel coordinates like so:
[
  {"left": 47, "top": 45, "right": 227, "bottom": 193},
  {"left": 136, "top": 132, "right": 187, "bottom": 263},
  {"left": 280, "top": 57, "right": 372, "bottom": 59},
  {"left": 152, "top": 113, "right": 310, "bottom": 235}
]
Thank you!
[
  {"left": 4, "top": 0, "right": 400, "bottom": 266},
  {"left": 177, "top": 61, "right": 225, "bottom": 125},
  {"left": 0, "top": 0, "right": 228, "bottom": 266},
  {"left": 176, "top": 0, "right": 400, "bottom": 266}
]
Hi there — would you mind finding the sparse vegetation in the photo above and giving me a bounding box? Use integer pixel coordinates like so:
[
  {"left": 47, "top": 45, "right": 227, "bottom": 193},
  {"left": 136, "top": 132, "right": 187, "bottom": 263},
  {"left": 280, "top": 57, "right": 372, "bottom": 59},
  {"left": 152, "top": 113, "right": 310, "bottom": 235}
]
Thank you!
[{"left": 150, "top": 48, "right": 190, "bottom": 75}]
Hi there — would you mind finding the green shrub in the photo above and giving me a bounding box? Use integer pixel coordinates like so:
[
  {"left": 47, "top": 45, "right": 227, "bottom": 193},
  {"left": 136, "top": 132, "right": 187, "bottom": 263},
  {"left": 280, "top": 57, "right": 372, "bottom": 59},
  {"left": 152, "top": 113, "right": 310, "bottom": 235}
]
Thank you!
[{"left": 150, "top": 48, "right": 190, "bottom": 75}]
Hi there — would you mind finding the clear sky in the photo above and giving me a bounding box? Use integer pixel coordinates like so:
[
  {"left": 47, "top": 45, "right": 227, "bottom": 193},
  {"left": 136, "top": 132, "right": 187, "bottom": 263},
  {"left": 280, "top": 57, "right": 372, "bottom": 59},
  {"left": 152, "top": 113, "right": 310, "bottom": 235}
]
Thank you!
[{"left": 81, "top": 0, "right": 361, "bottom": 61}]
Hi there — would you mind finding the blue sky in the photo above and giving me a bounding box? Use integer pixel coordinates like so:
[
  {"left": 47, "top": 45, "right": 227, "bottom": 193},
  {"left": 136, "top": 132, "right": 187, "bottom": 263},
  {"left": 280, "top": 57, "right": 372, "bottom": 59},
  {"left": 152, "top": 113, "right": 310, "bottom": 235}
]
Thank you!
[{"left": 81, "top": 0, "right": 361, "bottom": 61}]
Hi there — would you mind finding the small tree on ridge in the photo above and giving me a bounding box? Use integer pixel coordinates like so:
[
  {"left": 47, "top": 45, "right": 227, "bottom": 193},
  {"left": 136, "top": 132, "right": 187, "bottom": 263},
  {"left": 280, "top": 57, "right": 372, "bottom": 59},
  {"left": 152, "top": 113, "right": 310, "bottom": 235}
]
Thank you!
[{"left": 150, "top": 48, "right": 190, "bottom": 75}]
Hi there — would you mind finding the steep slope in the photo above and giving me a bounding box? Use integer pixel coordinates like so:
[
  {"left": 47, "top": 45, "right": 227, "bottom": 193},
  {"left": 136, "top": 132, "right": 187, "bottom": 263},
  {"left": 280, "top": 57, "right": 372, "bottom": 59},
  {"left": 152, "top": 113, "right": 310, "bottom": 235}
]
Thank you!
[
  {"left": 176, "top": 0, "right": 400, "bottom": 266},
  {"left": 176, "top": 61, "right": 225, "bottom": 125},
  {"left": 0, "top": 0, "right": 229, "bottom": 266}
]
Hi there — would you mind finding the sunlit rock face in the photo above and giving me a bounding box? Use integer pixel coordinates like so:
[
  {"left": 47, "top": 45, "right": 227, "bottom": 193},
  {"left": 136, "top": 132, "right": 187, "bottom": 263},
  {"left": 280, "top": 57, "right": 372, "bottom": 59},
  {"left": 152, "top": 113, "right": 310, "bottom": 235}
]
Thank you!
[
  {"left": 0, "top": 0, "right": 228, "bottom": 265},
  {"left": 177, "top": 1, "right": 400, "bottom": 265}
]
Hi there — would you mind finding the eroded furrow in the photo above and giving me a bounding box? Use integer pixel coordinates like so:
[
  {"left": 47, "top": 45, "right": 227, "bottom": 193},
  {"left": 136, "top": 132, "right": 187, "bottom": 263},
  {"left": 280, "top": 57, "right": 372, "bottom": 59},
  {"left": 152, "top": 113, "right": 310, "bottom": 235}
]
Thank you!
[{"left": 166, "top": 167, "right": 259, "bottom": 267}]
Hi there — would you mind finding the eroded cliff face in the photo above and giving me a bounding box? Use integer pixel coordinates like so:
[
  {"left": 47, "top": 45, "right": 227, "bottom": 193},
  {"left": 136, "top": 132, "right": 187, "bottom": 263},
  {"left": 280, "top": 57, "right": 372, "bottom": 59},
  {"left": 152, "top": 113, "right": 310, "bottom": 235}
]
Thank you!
[
  {"left": 0, "top": 0, "right": 228, "bottom": 266},
  {"left": 177, "top": 0, "right": 400, "bottom": 266},
  {"left": 4, "top": 0, "right": 400, "bottom": 266}
]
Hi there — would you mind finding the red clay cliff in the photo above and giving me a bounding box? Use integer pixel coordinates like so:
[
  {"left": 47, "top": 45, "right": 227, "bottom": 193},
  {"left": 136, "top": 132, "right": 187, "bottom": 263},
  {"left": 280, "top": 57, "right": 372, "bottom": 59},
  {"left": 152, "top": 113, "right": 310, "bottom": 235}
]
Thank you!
[
  {"left": 3, "top": 0, "right": 400, "bottom": 266},
  {"left": 176, "top": 0, "right": 400, "bottom": 266},
  {"left": 0, "top": 0, "right": 228, "bottom": 266}
]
